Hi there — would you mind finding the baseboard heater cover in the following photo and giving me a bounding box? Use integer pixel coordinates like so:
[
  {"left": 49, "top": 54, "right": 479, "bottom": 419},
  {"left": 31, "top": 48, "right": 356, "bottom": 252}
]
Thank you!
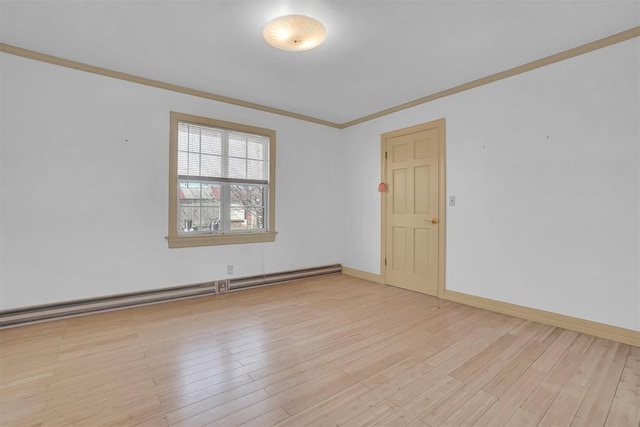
[
  {"left": 0, "top": 264, "right": 343, "bottom": 328},
  {"left": 230, "top": 264, "right": 342, "bottom": 290}
]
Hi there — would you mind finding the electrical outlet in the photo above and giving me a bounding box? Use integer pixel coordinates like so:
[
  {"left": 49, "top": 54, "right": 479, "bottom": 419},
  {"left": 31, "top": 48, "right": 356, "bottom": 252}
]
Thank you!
[{"left": 227, "top": 265, "right": 233, "bottom": 275}]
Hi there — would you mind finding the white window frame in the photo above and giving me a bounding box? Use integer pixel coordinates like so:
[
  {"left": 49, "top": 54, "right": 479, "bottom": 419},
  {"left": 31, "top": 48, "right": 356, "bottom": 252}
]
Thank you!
[{"left": 167, "top": 112, "right": 276, "bottom": 248}]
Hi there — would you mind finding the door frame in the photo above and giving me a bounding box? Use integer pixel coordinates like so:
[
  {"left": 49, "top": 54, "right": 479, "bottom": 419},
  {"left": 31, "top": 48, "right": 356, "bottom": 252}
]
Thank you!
[{"left": 380, "top": 118, "right": 447, "bottom": 297}]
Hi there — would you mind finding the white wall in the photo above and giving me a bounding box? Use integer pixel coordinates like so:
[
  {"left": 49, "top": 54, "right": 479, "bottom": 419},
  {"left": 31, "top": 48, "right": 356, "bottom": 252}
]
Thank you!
[
  {"left": 340, "top": 38, "right": 640, "bottom": 331},
  {"left": 1, "top": 40, "right": 638, "bottom": 332},
  {"left": 0, "top": 53, "right": 344, "bottom": 309}
]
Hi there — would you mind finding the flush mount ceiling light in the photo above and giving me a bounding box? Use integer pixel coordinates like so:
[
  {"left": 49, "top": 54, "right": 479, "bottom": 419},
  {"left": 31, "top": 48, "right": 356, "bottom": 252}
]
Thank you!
[{"left": 263, "top": 14, "right": 326, "bottom": 52}]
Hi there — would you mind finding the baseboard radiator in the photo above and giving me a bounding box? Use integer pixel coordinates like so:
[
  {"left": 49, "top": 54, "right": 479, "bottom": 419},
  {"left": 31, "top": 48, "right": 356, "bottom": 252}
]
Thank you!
[
  {"left": 230, "top": 264, "right": 342, "bottom": 290},
  {"left": 0, "top": 264, "right": 342, "bottom": 328}
]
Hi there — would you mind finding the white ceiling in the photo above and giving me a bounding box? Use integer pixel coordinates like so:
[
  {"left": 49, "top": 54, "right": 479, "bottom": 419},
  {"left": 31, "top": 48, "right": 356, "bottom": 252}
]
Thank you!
[{"left": 1, "top": 1, "right": 638, "bottom": 124}]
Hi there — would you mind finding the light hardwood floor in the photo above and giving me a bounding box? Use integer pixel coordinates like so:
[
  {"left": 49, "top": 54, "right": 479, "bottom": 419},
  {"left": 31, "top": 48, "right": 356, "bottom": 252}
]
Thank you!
[{"left": 1, "top": 274, "right": 638, "bottom": 426}]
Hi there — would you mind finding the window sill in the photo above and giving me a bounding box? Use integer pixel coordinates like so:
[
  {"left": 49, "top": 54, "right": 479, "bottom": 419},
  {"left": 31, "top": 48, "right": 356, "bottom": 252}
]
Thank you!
[{"left": 166, "top": 232, "right": 277, "bottom": 248}]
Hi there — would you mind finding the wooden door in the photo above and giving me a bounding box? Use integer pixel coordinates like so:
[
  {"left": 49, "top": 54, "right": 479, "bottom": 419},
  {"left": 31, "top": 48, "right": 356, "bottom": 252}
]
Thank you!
[{"left": 384, "top": 123, "right": 441, "bottom": 295}]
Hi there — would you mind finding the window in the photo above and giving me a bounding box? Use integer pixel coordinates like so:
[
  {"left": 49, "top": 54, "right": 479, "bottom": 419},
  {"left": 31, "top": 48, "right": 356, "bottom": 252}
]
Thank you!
[{"left": 167, "top": 112, "right": 276, "bottom": 248}]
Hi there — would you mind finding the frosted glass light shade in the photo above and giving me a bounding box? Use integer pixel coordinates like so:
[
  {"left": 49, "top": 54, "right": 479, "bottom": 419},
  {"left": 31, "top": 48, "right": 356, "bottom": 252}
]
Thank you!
[{"left": 263, "top": 14, "right": 326, "bottom": 51}]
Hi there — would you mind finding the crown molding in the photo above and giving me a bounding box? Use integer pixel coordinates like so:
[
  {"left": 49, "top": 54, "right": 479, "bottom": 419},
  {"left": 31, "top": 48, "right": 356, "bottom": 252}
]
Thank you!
[
  {"left": 0, "top": 42, "right": 342, "bottom": 129},
  {"left": 340, "top": 26, "right": 640, "bottom": 128},
  {"left": 1, "top": 26, "right": 638, "bottom": 129}
]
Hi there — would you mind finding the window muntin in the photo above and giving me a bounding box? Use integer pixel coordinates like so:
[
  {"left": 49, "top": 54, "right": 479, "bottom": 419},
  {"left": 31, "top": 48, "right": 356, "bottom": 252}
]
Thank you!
[{"left": 167, "top": 112, "right": 276, "bottom": 248}]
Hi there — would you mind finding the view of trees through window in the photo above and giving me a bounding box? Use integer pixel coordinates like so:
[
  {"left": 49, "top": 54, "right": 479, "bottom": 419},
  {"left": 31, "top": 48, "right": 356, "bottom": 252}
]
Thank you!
[{"left": 178, "top": 183, "right": 266, "bottom": 232}]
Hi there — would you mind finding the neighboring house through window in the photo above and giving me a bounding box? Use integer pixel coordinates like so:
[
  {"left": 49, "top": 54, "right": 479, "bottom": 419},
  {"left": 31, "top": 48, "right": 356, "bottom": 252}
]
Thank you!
[{"left": 167, "top": 112, "right": 276, "bottom": 248}]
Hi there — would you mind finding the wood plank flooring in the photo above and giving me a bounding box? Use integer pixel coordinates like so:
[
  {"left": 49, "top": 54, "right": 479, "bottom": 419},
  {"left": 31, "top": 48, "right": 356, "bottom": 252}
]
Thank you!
[{"left": 0, "top": 274, "right": 638, "bottom": 426}]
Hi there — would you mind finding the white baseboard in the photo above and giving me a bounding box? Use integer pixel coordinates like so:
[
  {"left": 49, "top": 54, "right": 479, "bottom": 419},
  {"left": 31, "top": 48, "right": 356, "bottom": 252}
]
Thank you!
[
  {"left": 341, "top": 267, "right": 384, "bottom": 284},
  {"left": 443, "top": 289, "right": 639, "bottom": 347}
]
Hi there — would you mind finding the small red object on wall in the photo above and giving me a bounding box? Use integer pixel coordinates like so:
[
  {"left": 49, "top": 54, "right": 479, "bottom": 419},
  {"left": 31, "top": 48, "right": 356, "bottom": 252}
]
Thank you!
[{"left": 378, "top": 182, "right": 387, "bottom": 192}]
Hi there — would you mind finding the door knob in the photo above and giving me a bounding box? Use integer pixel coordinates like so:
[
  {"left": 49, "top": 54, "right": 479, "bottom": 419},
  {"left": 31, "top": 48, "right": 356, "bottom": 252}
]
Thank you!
[{"left": 431, "top": 218, "right": 438, "bottom": 224}]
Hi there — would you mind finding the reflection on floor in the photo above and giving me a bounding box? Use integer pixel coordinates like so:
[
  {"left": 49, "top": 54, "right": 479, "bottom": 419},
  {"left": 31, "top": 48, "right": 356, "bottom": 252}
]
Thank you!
[{"left": 1, "top": 274, "right": 638, "bottom": 426}]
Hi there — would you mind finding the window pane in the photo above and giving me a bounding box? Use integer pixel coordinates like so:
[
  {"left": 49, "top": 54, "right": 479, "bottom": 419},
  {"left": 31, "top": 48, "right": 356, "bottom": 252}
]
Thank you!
[
  {"left": 229, "top": 184, "right": 266, "bottom": 231},
  {"left": 201, "top": 128, "right": 222, "bottom": 155},
  {"left": 179, "top": 182, "right": 222, "bottom": 233},
  {"left": 230, "top": 208, "right": 264, "bottom": 230},
  {"left": 188, "top": 153, "right": 200, "bottom": 176},
  {"left": 201, "top": 183, "right": 221, "bottom": 206},
  {"left": 178, "top": 151, "right": 189, "bottom": 175},
  {"left": 188, "top": 127, "right": 200, "bottom": 153},
  {"left": 201, "top": 207, "right": 221, "bottom": 231},
  {"left": 229, "top": 135, "right": 246, "bottom": 158},
  {"left": 245, "top": 208, "right": 264, "bottom": 230},
  {"left": 178, "top": 181, "right": 199, "bottom": 233},
  {"left": 178, "top": 123, "right": 189, "bottom": 151},
  {"left": 229, "top": 184, "right": 265, "bottom": 206},
  {"left": 247, "top": 160, "right": 264, "bottom": 180},
  {"left": 230, "top": 208, "right": 246, "bottom": 221},
  {"left": 230, "top": 210, "right": 246, "bottom": 229},
  {"left": 179, "top": 206, "right": 198, "bottom": 232},
  {"left": 201, "top": 154, "right": 222, "bottom": 177},
  {"left": 247, "top": 140, "right": 264, "bottom": 160},
  {"left": 178, "top": 182, "right": 200, "bottom": 200},
  {"left": 228, "top": 157, "right": 247, "bottom": 179}
]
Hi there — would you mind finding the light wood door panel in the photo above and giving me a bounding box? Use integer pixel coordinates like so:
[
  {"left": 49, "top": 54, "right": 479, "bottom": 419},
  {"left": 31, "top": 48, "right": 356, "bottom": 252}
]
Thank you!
[{"left": 385, "top": 126, "right": 440, "bottom": 295}]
